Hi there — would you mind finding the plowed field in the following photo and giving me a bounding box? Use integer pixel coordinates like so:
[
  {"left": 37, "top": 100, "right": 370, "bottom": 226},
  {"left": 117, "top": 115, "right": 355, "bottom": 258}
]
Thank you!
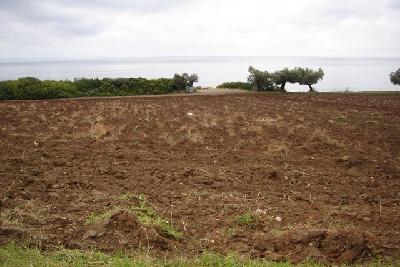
[{"left": 1, "top": 92, "right": 399, "bottom": 264}]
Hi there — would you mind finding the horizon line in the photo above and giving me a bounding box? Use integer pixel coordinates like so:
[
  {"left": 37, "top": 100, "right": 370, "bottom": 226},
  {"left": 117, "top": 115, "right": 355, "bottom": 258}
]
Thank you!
[{"left": 1, "top": 55, "right": 400, "bottom": 64}]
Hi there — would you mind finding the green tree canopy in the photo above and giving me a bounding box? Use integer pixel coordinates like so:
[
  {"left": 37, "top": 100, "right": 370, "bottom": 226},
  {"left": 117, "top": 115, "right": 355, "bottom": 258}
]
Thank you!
[
  {"left": 173, "top": 73, "right": 199, "bottom": 90},
  {"left": 390, "top": 68, "right": 400, "bottom": 85},
  {"left": 293, "top": 67, "right": 324, "bottom": 92},
  {"left": 247, "top": 66, "right": 276, "bottom": 91},
  {"left": 272, "top": 68, "right": 297, "bottom": 91}
]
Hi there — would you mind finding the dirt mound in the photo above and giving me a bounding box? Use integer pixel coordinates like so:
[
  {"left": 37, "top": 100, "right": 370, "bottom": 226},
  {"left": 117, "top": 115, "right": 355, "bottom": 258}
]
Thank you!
[
  {"left": 335, "top": 155, "right": 368, "bottom": 169},
  {"left": 0, "top": 226, "right": 28, "bottom": 246},
  {"left": 107, "top": 210, "right": 141, "bottom": 232},
  {"left": 1, "top": 93, "right": 399, "bottom": 264},
  {"left": 251, "top": 229, "right": 370, "bottom": 264},
  {"left": 65, "top": 210, "right": 176, "bottom": 253}
]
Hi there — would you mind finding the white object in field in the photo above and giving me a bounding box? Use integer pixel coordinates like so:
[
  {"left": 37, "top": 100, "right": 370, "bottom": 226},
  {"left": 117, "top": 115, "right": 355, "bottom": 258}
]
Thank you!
[
  {"left": 187, "top": 112, "right": 194, "bottom": 116},
  {"left": 275, "top": 216, "right": 282, "bottom": 222},
  {"left": 186, "top": 86, "right": 195, "bottom": 93}
]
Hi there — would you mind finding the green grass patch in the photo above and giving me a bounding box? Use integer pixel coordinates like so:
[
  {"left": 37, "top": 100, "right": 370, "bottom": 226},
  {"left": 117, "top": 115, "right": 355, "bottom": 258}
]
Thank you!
[
  {"left": 132, "top": 195, "right": 183, "bottom": 240},
  {"left": 84, "top": 195, "right": 183, "bottom": 240},
  {"left": 0, "top": 243, "right": 141, "bottom": 267},
  {"left": 234, "top": 214, "right": 257, "bottom": 226},
  {"left": 1, "top": 243, "right": 399, "bottom": 266},
  {"left": 118, "top": 193, "right": 136, "bottom": 201},
  {"left": 0, "top": 243, "right": 308, "bottom": 267},
  {"left": 84, "top": 206, "right": 122, "bottom": 225}
]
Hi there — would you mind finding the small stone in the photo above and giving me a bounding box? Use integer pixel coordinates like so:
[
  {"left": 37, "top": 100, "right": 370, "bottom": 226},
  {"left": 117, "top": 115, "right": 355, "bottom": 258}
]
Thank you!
[
  {"left": 64, "top": 228, "right": 74, "bottom": 235},
  {"left": 337, "top": 156, "right": 349, "bottom": 162},
  {"left": 268, "top": 171, "right": 279, "bottom": 180},
  {"left": 119, "top": 239, "right": 128, "bottom": 245},
  {"left": 83, "top": 230, "right": 97, "bottom": 239},
  {"left": 275, "top": 216, "right": 282, "bottom": 222},
  {"left": 32, "top": 169, "right": 41, "bottom": 176},
  {"left": 362, "top": 217, "right": 372, "bottom": 222},
  {"left": 48, "top": 192, "right": 59, "bottom": 198}
]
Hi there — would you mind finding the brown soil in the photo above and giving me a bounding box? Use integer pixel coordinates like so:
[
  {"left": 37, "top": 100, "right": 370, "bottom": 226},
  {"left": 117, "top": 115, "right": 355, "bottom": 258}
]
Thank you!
[{"left": 0, "top": 92, "right": 399, "bottom": 264}]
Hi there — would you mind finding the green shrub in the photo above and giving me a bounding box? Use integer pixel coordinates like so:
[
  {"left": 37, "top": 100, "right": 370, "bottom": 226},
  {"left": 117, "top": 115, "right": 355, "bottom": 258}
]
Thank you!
[
  {"left": 173, "top": 73, "right": 199, "bottom": 90},
  {"left": 248, "top": 66, "right": 277, "bottom": 91},
  {"left": 390, "top": 68, "right": 400, "bottom": 85},
  {"left": 217, "top": 81, "right": 252, "bottom": 90},
  {"left": 0, "top": 76, "right": 178, "bottom": 100},
  {"left": 0, "top": 78, "right": 80, "bottom": 100},
  {"left": 235, "top": 214, "right": 257, "bottom": 226}
]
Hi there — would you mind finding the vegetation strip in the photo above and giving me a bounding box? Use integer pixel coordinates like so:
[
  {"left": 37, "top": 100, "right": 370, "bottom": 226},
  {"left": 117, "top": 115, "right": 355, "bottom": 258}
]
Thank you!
[
  {"left": 0, "top": 73, "right": 198, "bottom": 100},
  {"left": 2, "top": 244, "right": 399, "bottom": 267}
]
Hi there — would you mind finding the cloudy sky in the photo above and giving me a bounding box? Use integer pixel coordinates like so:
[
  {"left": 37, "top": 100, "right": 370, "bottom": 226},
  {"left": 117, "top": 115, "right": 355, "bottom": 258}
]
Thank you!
[{"left": 0, "top": 0, "right": 399, "bottom": 59}]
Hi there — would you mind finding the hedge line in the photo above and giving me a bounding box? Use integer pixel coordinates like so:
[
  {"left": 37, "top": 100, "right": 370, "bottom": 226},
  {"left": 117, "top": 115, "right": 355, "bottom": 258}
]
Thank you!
[
  {"left": 0, "top": 77, "right": 177, "bottom": 100},
  {"left": 216, "top": 81, "right": 252, "bottom": 90}
]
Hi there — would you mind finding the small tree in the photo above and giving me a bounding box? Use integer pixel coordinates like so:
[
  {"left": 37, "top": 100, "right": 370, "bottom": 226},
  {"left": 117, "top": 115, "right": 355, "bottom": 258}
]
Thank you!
[
  {"left": 247, "top": 66, "right": 276, "bottom": 91},
  {"left": 390, "top": 68, "right": 400, "bottom": 85},
  {"left": 272, "top": 68, "right": 297, "bottom": 92},
  {"left": 293, "top": 67, "right": 324, "bottom": 92},
  {"left": 173, "top": 73, "right": 199, "bottom": 90},
  {"left": 187, "top": 73, "right": 199, "bottom": 87}
]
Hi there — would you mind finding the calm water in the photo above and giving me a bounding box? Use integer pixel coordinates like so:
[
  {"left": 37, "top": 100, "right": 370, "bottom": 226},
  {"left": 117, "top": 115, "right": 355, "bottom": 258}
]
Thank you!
[{"left": 0, "top": 57, "right": 399, "bottom": 91}]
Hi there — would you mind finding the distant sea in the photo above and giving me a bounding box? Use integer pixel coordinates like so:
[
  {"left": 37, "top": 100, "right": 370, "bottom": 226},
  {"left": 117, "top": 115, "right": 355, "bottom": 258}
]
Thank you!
[{"left": 0, "top": 57, "right": 399, "bottom": 92}]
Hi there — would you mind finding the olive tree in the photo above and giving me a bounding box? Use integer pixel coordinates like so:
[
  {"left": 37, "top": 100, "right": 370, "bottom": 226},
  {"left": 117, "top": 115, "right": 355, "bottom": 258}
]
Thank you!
[
  {"left": 247, "top": 66, "right": 276, "bottom": 91},
  {"left": 272, "top": 68, "right": 297, "bottom": 91},
  {"left": 293, "top": 67, "right": 324, "bottom": 92},
  {"left": 390, "top": 68, "right": 400, "bottom": 85},
  {"left": 187, "top": 73, "right": 199, "bottom": 87},
  {"left": 173, "top": 73, "right": 199, "bottom": 90}
]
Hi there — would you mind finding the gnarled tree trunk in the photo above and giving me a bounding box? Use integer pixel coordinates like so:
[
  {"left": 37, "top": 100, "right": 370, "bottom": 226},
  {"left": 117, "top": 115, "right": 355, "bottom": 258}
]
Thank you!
[
  {"left": 280, "top": 81, "right": 286, "bottom": 92},
  {"left": 308, "top": 83, "right": 315, "bottom": 92}
]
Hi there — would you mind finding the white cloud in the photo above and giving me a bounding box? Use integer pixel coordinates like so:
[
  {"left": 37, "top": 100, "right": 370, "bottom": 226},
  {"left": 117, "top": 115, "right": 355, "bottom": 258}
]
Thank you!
[{"left": 0, "top": 0, "right": 399, "bottom": 58}]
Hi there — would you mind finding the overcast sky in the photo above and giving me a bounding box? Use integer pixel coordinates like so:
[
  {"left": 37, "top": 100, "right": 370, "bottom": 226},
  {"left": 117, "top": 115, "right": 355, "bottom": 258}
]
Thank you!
[{"left": 0, "top": 0, "right": 399, "bottom": 59}]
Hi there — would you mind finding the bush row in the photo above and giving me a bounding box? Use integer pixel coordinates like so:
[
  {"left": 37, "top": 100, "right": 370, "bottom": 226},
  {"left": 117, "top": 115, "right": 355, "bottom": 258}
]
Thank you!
[
  {"left": 216, "top": 82, "right": 252, "bottom": 90},
  {"left": 0, "top": 76, "right": 190, "bottom": 100}
]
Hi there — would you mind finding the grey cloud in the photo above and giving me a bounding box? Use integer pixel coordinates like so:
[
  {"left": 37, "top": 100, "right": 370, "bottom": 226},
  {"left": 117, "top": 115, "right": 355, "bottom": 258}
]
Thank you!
[
  {"left": 0, "top": 0, "right": 399, "bottom": 58},
  {"left": 0, "top": 1, "right": 67, "bottom": 23},
  {"left": 58, "top": 0, "right": 193, "bottom": 12},
  {"left": 388, "top": 0, "right": 400, "bottom": 9},
  {"left": 0, "top": 1, "right": 101, "bottom": 36},
  {"left": 320, "top": 0, "right": 399, "bottom": 19},
  {"left": 0, "top": 0, "right": 195, "bottom": 37},
  {"left": 320, "top": 4, "right": 371, "bottom": 19},
  {"left": 0, "top": 0, "right": 194, "bottom": 17}
]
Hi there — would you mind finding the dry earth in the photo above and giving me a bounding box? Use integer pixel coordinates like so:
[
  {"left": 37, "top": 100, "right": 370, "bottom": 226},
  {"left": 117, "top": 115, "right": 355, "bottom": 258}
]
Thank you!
[{"left": 0, "top": 92, "right": 399, "bottom": 265}]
